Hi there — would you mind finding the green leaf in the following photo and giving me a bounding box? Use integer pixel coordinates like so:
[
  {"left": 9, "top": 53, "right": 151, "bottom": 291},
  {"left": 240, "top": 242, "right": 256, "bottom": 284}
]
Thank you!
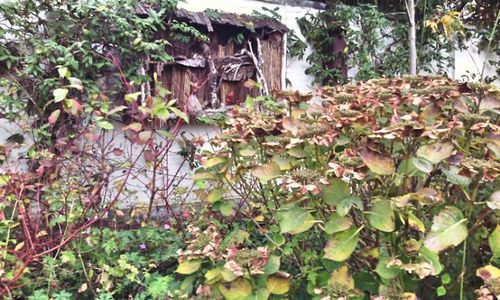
[
  {"left": 489, "top": 225, "right": 500, "bottom": 258},
  {"left": 441, "top": 273, "right": 451, "bottom": 285},
  {"left": 239, "top": 147, "right": 257, "bottom": 157},
  {"left": 205, "top": 268, "right": 223, "bottom": 284},
  {"left": 265, "top": 275, "right": 290, "bottom": 295},
  {"left": 359, "top": 148, "right": 395, "bottom": 175},
  {"left": 416, "top": 142, "right": 454, "bottom": 164},
  {"left": 411, "top": 157, "right": 433, "bottom": 174},
  {"left": 436, "top": 286, "right": 446, "bottom": 296},
  {"left": 125, "top": 92, "right": 141, "bottom": 103},
  {"left": 203, "top": 157, "right": 227, "bottom": 168},
  {"left": 272, "top": 156, "right": 293, "bottom": 170},
  {"left": 97, "top": 120, "right": 114, "bottom": 130},
  {"left": 60, "top": 250, "right": 76, "bottom": 265},
  {"left": 424, "top": 206, "right": 468, "bottom": 252},
  {"left": 322, "top": 179, "right": 360, "bottom": 216},
  {"left": 375, "top": 256, "right": 401, "bottom": 279},
  {"left": 324, "top": 227, "right": 361, "bottom": 261},
  {"left": 170, "top": 107, "right": 189, "bottom": 123},
  {"left": 218, "top": 278, "right": 252, "bottom": 300},
  {"left": 263, "top": 255, "right": 280, "bottom": 274},
  {"left": 367, "top": 199, "right": 395, "bottom": 232},
  {"left": 421, "top": 246, "right": 443, "bottom": 275},
  {"left": 157, "top": 129, "right": 174, "bottom": 139},
  {"left": 252, "top": 163, "right": 281, "bottom": 183},
  {"left": 408, "top": 212, "right": 426, "bottom": 233},
  {"left": 152, "top": 102, "right": 170, "bottom": 121},
  {"left": 57, "top": 66, "right": 70, "bottom": 78},
  {"left": 328, "top": 265, "right": 354, "bottom": 289},
  {"left": 248, "top": 289, "right": 270, "bottom": 300},
  {"left": 206, "top": 188, "right": 225, "bottom": 203},
  {"left": 176, "top": 260, "right": 201, "bottom": 275},
  {"left": 53, "top": 88, "right": 69, "bottom": 102},
  {"left": 322, "top": 178, "right": 350, "bottom": 206},
  {"left": 324, "top": 214, "right": 352, "bottom": 234},
  {"left": 278, "top": 207, "right": 309, "bottom": 233},
  {"left": 288, "top": 213, "right": 317, "bottom": 235},
  {"left": 0, "top": 174, "right": 10, "bottom": 187},
  {"left": 218, "top": 202, "right": 234, "bottom": 216},
  {"left": 441, "top": 166, "right": 471, "bottom": 188}
]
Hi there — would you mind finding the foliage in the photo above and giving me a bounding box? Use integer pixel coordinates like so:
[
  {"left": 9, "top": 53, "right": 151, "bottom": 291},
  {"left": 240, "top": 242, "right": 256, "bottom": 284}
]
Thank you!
[
  {"left": 297, "top": 1, "right": 499, "bottom": 85},
  {"left": 298, "top": 4, "right": 411, "bottom": 85},
  {"left": 0, "top": 0, "right": 201, "bottom": 296},
  {"left": 21, "top": 225, "right": 184, "bottom": 299},
  {"left": 183, "top": 76, "right": 500, "bottom": 299}
]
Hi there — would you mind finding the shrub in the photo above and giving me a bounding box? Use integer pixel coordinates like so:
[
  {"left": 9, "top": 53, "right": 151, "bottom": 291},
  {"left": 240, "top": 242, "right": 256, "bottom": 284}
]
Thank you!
[{"left": 182, "top": 76, "right": 500, "bottom": 299}]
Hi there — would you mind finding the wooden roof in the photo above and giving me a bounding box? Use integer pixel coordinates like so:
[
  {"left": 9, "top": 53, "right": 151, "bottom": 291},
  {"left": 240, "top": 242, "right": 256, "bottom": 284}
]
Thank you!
[
  {"left": 174, "top": 8, "right": 289, "bottom": 33},
  {"left": 136, "top": 6, "right": 289, "bottom": 33}
]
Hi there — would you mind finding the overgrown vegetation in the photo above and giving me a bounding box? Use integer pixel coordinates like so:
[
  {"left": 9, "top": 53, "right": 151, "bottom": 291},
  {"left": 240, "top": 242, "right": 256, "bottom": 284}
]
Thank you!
[
  {"left": 297, "top": 1, "right": 499, "bottom": 85},
  {"left": 186, "top": 76, "right": 500, "bottom": 299},
  {"left": 0, "top": 0, "right": 499, "bottom": 299}
]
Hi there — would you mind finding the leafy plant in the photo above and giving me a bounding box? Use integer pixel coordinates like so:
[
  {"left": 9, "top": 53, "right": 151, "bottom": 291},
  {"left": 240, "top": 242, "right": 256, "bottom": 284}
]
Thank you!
[{"left": 183, "top": 76, "right": 499, "bottom": 299}]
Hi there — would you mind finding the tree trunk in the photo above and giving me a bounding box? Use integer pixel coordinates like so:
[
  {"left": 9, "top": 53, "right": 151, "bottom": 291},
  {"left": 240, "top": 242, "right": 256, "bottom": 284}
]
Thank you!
[{"left": 407, "top": 0, "right": 417, "bottom": 75}]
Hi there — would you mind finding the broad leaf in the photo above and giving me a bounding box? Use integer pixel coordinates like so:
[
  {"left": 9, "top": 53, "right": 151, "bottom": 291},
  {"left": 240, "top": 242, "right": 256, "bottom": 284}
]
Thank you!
[
  {"left": 416, "top": 142, "right": 454, "bottom": 164},
  {"left": 218, "top": 278, "right": 252, "bottom": 300},
  {"left": 324, "top": 227, "right": 361, "bottom": 261},
  {"left": 288, "top": 213, "right": 317, "bottom": 235},
  {"left": 53, "top": 88, "right": 69, "bottom": 102},
  {"left": 263, "top": 255, "right": 280, "bottom": 275},
  {"left": 359, "top": 148, "right": 395, "bottom": 175},
  {"left": 322, "top": 178, "right": 350, "bottom": 206},
  {"left": 367, "top": 199, "right": 395, "bottom": 232},
  {"left": 421, "top": 246, "right": 443, "bottom": 275},
  {"left": 324, "top": 214, "right": 352, "bottom": 234},
  {"left": 265, "top": 275, "right": 290, "bottom": 295},
  {"left": 48, "top": 109, "right": 60, "bottom": 125},
  {"left": 489, "top": 225, "right": 500, "bottom": 258},
  {"left": 252, "top": 163, "right": 281, "bottom": 183},
  {"left": 408, "top": 212, "right": 425, "bottom": 233},
  {"left": 97, "top": 120, "right": 114, "bottom": 130},
  {"left": 411, "top": 157, "right": 433, "bottom": 174},
  {"left": 152, "top": 102, "right": 170, "bottom": 120},
  {"left": 424, "top": 206, "right": 468, "bottom": 252},
  {"left": 322, "top": 179, "right": 360, "bottom": 216},
  {"left": 375, "top": 257, "right": 401, "bottom": 279},
  {"left": 279, "top": 207, "right": 309, "bottom": 233},
  {"left": 205, "top": 268, "right": 222, "bottom": 284},
  {"left": 328, "top": 265, "right": 354, "bottom": 289},
  {"left": 203, "top": 157, "right": 227, "bottom": 168},
  {"left": 206, "top": 188, "right": 225, "bottom": 203},
  {"left": 176, "top": 260, "right": 201, "bottom": 275}
]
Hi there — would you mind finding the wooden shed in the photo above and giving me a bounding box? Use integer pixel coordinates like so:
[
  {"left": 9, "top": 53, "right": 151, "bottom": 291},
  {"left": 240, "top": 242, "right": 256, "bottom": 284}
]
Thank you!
[{"left": 150, "top": 8, "right": 288, "bottom": 114}]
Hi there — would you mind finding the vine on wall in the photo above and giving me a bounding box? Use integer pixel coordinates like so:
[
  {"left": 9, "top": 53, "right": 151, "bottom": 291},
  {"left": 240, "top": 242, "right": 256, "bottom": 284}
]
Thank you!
[{"left": 296, "top": 1, "right": 499, "bottom": 85}]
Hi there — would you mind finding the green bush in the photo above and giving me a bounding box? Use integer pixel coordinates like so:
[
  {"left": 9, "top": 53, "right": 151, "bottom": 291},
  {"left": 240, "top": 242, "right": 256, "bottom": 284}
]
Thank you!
[
  {"left": 181, "top": 76, "right": 500, "bottom": 299},
  {"left": 21, "top": 226, "right": 185, "bottom": 299}
]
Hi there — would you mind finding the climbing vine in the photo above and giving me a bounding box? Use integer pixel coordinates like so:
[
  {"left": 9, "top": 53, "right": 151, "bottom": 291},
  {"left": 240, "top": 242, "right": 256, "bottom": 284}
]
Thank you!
[{"left": 297, "top": 1, "right": 499, "bottom": 85}]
